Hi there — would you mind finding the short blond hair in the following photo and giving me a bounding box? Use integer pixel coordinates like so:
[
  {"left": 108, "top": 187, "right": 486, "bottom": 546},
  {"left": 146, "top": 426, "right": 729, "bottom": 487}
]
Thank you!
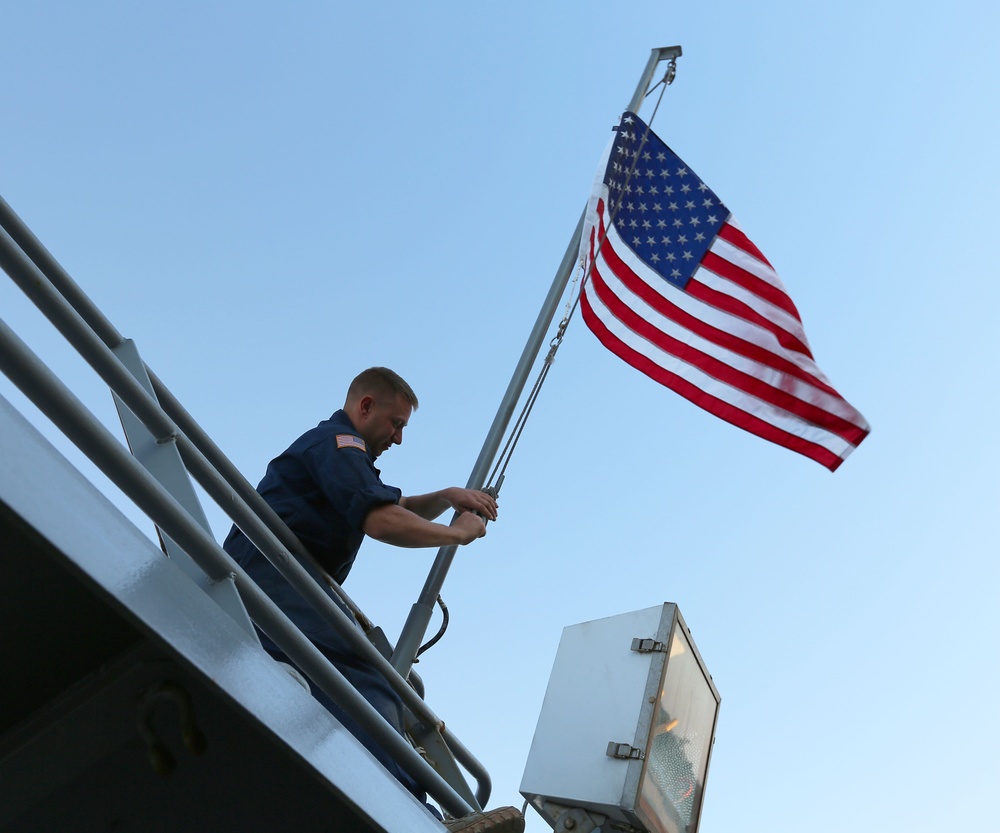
[{"left": 346, "top": 367, "right": 419, "bottom": 409}]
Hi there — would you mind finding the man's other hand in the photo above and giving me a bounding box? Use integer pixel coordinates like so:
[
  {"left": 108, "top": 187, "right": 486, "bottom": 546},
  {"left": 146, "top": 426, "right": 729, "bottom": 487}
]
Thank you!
[
  {"left": 452, "top": 511, "right": 487, "bottom": 544},
  {"left": 444, "top": 487, "right": 498, "bottom": 521}
]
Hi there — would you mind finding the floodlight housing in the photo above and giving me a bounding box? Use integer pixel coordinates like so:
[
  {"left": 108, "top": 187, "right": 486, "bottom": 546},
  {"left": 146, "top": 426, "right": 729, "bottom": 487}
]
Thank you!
[{"left": 520, "top": 604, "right": 720, "bottom": 833}]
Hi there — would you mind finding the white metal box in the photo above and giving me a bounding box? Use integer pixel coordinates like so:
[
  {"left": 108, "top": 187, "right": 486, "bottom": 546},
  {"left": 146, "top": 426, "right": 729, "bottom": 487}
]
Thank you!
[{"left": 520, "top": 604, "right": 720, "bottom": 833}]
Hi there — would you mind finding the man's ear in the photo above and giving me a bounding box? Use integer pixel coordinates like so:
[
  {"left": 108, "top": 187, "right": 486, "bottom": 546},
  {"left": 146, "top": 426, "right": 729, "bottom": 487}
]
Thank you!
[{"left": 357, "top": 394, "right": 375, "bottom": 419}]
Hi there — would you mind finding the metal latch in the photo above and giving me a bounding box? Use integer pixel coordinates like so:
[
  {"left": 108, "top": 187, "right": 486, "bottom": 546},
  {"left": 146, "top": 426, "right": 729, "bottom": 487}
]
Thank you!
[
  {"left": 606, "top": 742, "right": 645, "bottom": 761},
  {"left": 631, "top": 637, "right": 667, "bottom": 653}
]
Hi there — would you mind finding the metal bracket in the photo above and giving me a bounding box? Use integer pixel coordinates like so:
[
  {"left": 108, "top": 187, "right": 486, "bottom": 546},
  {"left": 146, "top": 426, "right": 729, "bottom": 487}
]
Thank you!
[
  {"left": 539, "top": 801, "right": 607, "bottom": 833},
  {"left": 606, "top": 741, "right": 645, "bottom": 761},
  {"left": 111, "top": 338, "right": 258, "bottom": 642},
  {"left": 631, "top": 637, "right": 667, "bottom": 653},
  {"left": 405, "top": 714, "right": 482, "bottom": 812}
]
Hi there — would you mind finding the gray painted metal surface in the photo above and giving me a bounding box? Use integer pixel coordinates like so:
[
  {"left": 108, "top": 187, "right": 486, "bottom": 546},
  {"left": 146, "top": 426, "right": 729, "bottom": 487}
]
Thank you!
[
  {"left": 0, "top": 195, "right": 490, "bottom": 812},
  {"left": 0, "top": 392, "right": 445, "bottom": 831},
  {"left": 0, "top": 313, "right": 478, "bottom": 818}
]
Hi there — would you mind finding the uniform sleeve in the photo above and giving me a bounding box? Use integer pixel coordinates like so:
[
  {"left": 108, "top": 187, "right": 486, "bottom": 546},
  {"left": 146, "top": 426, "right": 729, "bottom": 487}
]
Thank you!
[{"left": 302, "top": 436, "right": 401, "bottom": 532}]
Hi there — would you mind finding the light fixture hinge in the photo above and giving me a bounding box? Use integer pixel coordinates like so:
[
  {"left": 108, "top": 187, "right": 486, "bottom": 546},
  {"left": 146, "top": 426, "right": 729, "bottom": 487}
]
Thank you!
[
  {"left": 630, "top": 637, "right": 667, "bottom": 653},
  {"left": 606, "top": 741, "right": 645, "bottom": 761}
]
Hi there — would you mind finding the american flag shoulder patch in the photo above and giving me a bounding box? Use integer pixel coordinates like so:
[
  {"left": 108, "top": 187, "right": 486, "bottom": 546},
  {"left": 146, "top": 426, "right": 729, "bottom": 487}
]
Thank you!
[{"left": 335, "top": 434, "right": 367, "bottom": 452}]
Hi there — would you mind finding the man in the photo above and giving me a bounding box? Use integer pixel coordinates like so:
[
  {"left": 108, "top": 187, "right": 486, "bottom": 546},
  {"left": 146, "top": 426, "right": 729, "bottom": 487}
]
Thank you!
[{"left": 223, "top": 367, "right": 522, "bottom": 832}]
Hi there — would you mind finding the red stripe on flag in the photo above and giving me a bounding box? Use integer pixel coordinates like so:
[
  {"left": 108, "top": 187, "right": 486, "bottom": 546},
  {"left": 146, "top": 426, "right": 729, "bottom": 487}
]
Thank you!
[
  {"left": 580, "top": 289, "right": 847, "bottom": 471},
  {"left": 597, "top": 226, "right": 835, "bottom": 395},
  {"left": 716, "top": 223, "right": 772, "bottom": 268},
  {"left": 685, "top": 276, "right": 813, "bottom": 360},
  {"left": 587, "top": 260, "right": 866, "bottom": 446},
  {"left": 701, "top": 247, "right": 802, "bottom": 322}
]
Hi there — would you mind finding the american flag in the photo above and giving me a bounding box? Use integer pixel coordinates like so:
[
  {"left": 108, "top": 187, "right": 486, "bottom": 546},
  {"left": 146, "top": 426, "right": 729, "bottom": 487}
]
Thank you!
[
  {"left": 336, "top": 433, "right": 368, "bottom": 452},
  {"left": 580, "top": 111, "right": 869, "bottom": 471}
]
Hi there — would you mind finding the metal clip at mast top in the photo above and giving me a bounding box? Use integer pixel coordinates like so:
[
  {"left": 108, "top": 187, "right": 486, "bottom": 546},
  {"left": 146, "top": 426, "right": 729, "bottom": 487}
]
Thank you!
[{"left": 642, "top": 45, "right": 682, "bottom": 100}]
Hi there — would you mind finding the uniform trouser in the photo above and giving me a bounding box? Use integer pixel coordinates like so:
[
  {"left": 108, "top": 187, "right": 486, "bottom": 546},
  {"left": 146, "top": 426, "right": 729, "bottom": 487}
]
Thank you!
[
  {"left": 226, "top": 541, "right": 441, "bottom": 816},
  {"left": 258, "top": 634, "right": 440, "bottom": 816}
]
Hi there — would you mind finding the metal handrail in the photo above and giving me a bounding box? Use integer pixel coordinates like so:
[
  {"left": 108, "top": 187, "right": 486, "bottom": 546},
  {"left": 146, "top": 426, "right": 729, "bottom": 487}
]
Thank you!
[
  {"left": 0, "top": 196, "right": 383, "bottom": 622},
  {"left": 0, "top": 200, "right": 490, "bottom": 812}
]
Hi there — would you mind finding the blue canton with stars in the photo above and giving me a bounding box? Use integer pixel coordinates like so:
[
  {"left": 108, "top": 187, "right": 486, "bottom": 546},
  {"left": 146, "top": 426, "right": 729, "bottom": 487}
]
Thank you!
[{"left": 603, "top": 111, "right": 731, "bottom": 290}]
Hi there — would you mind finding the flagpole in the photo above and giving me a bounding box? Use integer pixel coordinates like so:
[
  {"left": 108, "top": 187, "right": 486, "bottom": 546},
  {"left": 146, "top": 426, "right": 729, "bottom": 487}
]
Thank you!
[{"left": 390, "top": 46, "right": 683, "bottom": 676}]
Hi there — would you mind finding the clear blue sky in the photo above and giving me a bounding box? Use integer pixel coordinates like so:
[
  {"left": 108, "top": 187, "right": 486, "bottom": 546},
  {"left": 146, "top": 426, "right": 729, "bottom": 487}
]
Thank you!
[{"left": 2, "top": 3, "right": 998, "bottom": 831}]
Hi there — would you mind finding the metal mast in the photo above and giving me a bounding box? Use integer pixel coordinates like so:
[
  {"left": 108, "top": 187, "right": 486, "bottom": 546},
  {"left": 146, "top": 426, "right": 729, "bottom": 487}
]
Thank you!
[{"left": 390, "top": 46, "right": 683, "bottom": 674}]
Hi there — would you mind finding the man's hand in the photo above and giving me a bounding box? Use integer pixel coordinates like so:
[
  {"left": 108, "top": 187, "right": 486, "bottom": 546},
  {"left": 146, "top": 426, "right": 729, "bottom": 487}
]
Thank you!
[
  {"left": 451, "top": 510, "right": 487, "bottom": 544},
  {"left": 364, "top": 502, "right": 488, "bottom": 548},
  {"left": 443, "top": 487, "right": 498, "bottom": 521}
]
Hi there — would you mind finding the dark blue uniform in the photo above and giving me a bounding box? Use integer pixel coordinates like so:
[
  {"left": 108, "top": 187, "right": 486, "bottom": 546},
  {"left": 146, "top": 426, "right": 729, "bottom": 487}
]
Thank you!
[{"left": 223, "top": 409, "right": 423, "bottom": 799}]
